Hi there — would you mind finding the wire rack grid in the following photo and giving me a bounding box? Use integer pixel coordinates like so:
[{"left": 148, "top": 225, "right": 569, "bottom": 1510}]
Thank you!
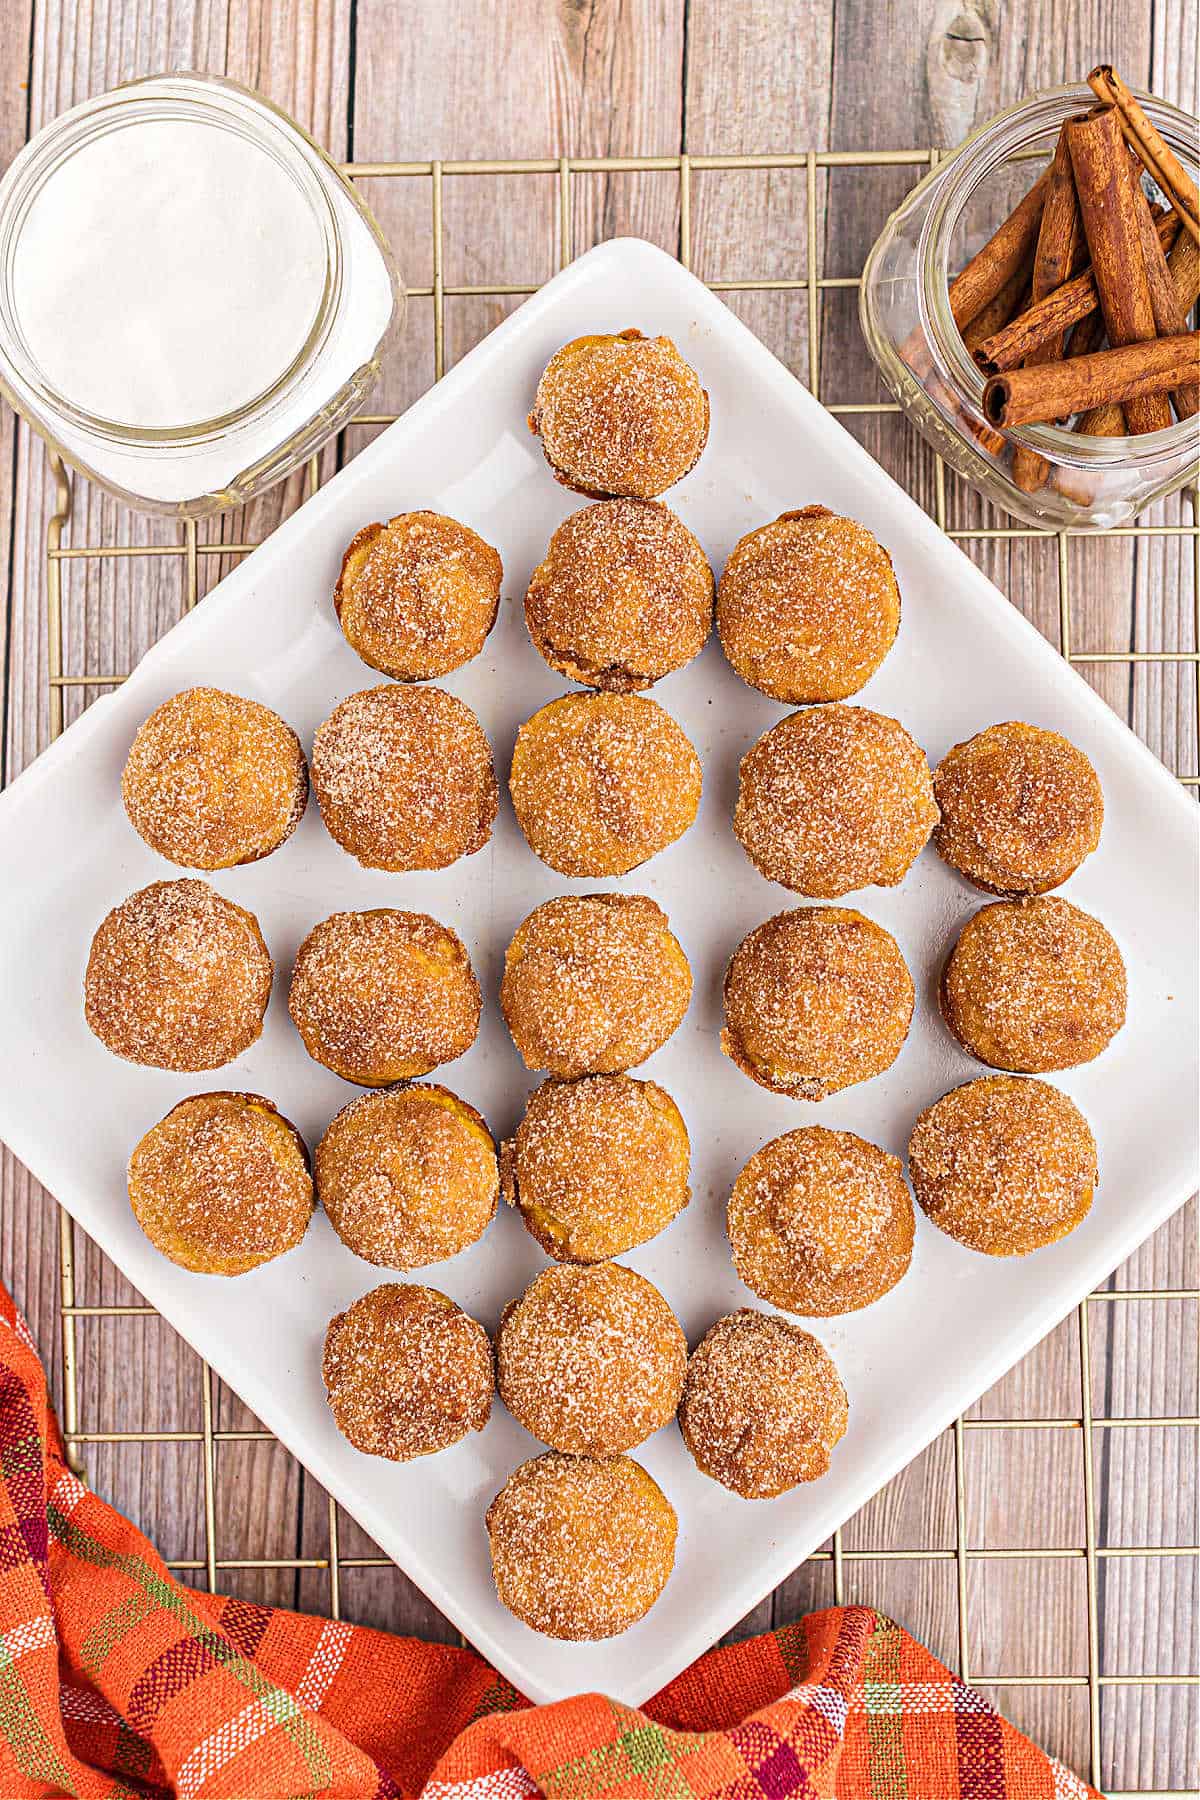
[{"left": 34, "top": 148, "right": 1197, "bottom": 1797}]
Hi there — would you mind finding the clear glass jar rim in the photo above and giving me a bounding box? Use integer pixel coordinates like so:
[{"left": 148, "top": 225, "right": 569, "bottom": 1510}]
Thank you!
[
  {"left": 0, "top": 73, "right": 344, "bottom": 444},
  {"left": 918, "top": 82, "right": 1200, "bottom": 467}
]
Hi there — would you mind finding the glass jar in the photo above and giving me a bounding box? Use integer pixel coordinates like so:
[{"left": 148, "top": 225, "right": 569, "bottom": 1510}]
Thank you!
[
  {"left": 0, "top": 73, "right": 404, "bottom": 516},
  {"left": 859, "top": 84, "right": 1199, "bottom": 530}
]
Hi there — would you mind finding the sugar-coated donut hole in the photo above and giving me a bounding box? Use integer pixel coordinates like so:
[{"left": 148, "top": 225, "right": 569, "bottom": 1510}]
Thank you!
[
  {"left": 84, "top": 878, "right": 273, "bottom": 1071},
  {"left": 679, "top": 1310, "right": 849, "bottom": 1498},
  {"left": 315, "top": 1084, "right": 498, "bottom": 1269},
  {"left": 486, "top": 1451, "right": 677, "bottom": 1638},
  {"left": 529, "top": 329, "right": 709, "bottom": 499},
  {"left": 500, "top": 893, "right": 692, "bottom": 1077},
  {"left": 728, "top": 1126, "right": 914, "bottom": 1315},
  {"left": 128, "top": 1092, "right": 312, "bottom": 1276},
  {"left": 496, "top": 1261, "right": 687, "bottom": 1457},
  {"left": 909, "top": 1075, "right": 1097, "bottom": 1256},
  {"left": 717, "top": 507, "right": 900, "bottom": 703},
  {"left": 122, "top": 686, "right": 308, "bottom": 870},
  {"left": 288, "top": 908, "right": 481, "bottom": 1086},
  {"left": 334, "top": 510, "right": 502, "bottom": 681},
  {"left": 322, "top": 1282, "right": 493, "bottom": 1461},
  {"left": 722, "top": 908, "right": 915, "bottom": 1100},
  {"left": 501, "top": 1074, "right": 691, "bottom": 1263}
]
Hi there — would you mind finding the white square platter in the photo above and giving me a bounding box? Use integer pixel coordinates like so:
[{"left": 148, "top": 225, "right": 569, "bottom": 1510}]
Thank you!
[{"left": 0, "top": 238, "right": 1195, "bottom": 1709}]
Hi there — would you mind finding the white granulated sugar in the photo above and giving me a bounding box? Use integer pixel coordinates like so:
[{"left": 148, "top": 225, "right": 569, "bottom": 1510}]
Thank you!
[
  {"left": 2, "top": 80, "right": 395, "bottom": 505},
  {"left": 15, "top": 120, "right": 326, "bottom": 429}
]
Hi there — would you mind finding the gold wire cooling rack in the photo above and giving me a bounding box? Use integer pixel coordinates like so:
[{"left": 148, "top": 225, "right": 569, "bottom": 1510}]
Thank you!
[{"left": 34, "top": 149, "right": 1198, "bottom": 1797}]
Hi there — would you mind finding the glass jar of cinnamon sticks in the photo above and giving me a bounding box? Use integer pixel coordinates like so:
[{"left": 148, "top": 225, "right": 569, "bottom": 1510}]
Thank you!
[{"left": 860, "top": 77, "right": 1198, "bottom": 529}]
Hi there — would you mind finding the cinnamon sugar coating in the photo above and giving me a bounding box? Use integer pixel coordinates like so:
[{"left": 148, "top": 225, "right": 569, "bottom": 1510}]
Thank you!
[
  {"left": 933, "top": 721, "right": 1104, "bottom": 897},
  {"left": 496, "top": 1262, "right": 686, "bottom": 1456},
  {"left": 315, "top": 1083, "right": 498, "bottom": 1270},
  {"left": 723, "top": 907, "right": 914, "bottom": 1100},
  {"left": 524, "top": 499, "right": 713, "bottom": 691},
  {"left": 486, "top": 1452, "right": 676, "bottom": 1639},
  {"left": 311, "top": 685, "right": 497, "bottom": 872},
  {"left": 728, "top": 1126, "right": 914, "bottom": 1316},
  {"left": 734, "top": 704, "right": 937, "bottom": 898},
  {"left": 122, "top": 686, "right": 308, "bottom": 870},
  {"left": 501, "top": 1074, "right": 690, "bottom": 1263},
  {"left": 908, "top": 1075, "right": 1097, "bottom": 1256},
  {"left": 334, "top": 510, "right": 502, "bottom": 681},
  {"left": 528, "top": 329, "right": 709, "bottom": 499},
  {"left": 941, "top": 896, "right": 1126, "bottom": 1073},
  {"left": 322, "top": 1282, "right": 493, "bottom": 1461},
  {"left": 717, "top": 507, "right": 901, "bottom": 703},
  {"left": 289, "top": 909, "right": 481, "bottom": 1085},
  {"left": 84, "top": 878, "right": 272, "bottom": 1071},
  {"left": 128, "top": 1093, "right": 313, "bottom": 1276},
  {"left": 679, "top": 1310, "right": 849, "bottom": 1499},
  {"left": 500, "top": 894, "right": 692, "bottom": 1077},
  {"left": 509, "top": 692, "right": 701, "bottom": 877}
]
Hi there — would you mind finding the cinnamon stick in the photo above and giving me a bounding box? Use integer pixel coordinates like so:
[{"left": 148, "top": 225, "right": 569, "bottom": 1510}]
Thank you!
[
  {"left": 1014, "top": 130, "right": 1084, "bottom": 491},
  {"left": 962, "top": 260, "right": 1033, "bottom": 353},
  {"left": 1166, "top": 232, "right": 1200, "bottom": 424},
  {"left": 1087, "top": 63, "right": 1200, "bottom": 245},
  {"left": 1052, "top": 304, "right": 1126, "bottom": 503},
  {"left": 1072, "top": 222, "right": 1200, "bottom": 442},
  {"left": 973, "top": 212, "right": 1178, "bottom": 372},
  {"left": 948, "top": 166, "right": 1051, "bottom": 327},
  {"left": 1065, "top": 105, "right": 1173, "bottom": 433},
  {"left": 1074, "top": 403, "right": 1126, "bottom": 437},
  {"left": 900, "top": 172, "right": 1049, "bottom": 382},
  {"left": 1065, "top": 314, "right": 1125, "bottom": 443},
  {"left": 921, "top": 253, "right": 1034, "bottom": 459},
  {"left": 943, "top": 268, "right": 1030, "bottom": 456},
  {"left": 1066, "top": 306, "right": 1108, "bottom": 359},
  {"left": 1132, "top": 182, "right": 1199, "bottom": 418},
  {"left": 1030, "top": 135, "right": 1085, "bottom": 336},
  {"left": 951, "top": 266, "right": 1034, "bottom": 457},
  {"left": 1051, "top": 397, "right": 1125, "bottom": 503},
  {"left": 925, "top": 370, "right": 1007, "bottom": 458},
  {"left": 983, "top": 332, "right": 1200, "bottom": 427},
  {"left": 1167, "top": 231, "right": 1200, "bottom": 314}
]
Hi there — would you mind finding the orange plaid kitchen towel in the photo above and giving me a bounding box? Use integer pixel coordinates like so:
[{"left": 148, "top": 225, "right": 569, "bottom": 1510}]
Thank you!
[{"left": 0, "top": 1284, "right": 1099, "bottom": 1799}]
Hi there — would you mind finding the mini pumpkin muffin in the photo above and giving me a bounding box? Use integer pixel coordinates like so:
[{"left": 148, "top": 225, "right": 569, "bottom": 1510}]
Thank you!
[
  {"left": 128, "top": 1093, "right": 313, "bottom": 1276},
  {"left": 500, "top": 894, "right": 692, "bottom": 1077},
  {"left": 717, "top": 506, "right": 901, "bottom": 703},
  {"left": 734, "top": 704, "right": 937, "bottom": 898},
  {"left": 322, "top": 1282, "right": 493, "bottom": 1460},
  {"left": 501, "top": 1074, "right": 690, "bottom": 1263},
  {"left": 524, "top": 499, "right": 714, "bottom": 690},
  {"left": 933, "top": 721, "right": 1104, "bottom": 897},
  {"left": 509, "top": 692, "right": 701, "bottom": 877},
  {"left": 486, "top": 1451, "right": 677, "bottom": 1639},
  {"left": 84, "top": 878, "right": 272, "bottom": 1071},
  {"left": 908, "top": 1075, "right": 1098, "bottom": 1256},
  {"left": 122, "top": 686, "right": 308, "bottom": 869},
  {"left": 311, "top": 685, "right": 497, "bottom": 872},
  {"left": 315, "top": 1083, "right": 498, "bottom": 1269},
  {"left": 723, "top": 908, "right": 914, "bottom": 1100},
  {"left": 528, "top": 329, "right": 709, "bottom": 499},
  {"left": 679, "top": 1310, "right": 849, "bottom": 1499},
  {"left": 496, "top": 1262, "right": 687, "bottom": 1455},
  {"left": 728, "top": 1126, "right": 914, "bottom": 1316},
  {"left": 289, "top": 909, "right": 481, "bottom": 1085},
  {"left": 334, "top": 510, "right": 502, "bottom": 681},
  {"left": 941, "top": 896, "right": 1127, "bottom": 1072}
]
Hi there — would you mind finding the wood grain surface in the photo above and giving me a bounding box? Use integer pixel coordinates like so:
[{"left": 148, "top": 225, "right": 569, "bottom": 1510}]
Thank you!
[{"left": 0, "top": 3, "right": 1196, "bottom": 1790}]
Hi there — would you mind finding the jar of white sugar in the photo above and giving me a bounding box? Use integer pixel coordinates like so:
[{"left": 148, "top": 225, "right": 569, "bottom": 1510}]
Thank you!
[{"left": 0, "top": 73, "right": 403, "bottom": 515}]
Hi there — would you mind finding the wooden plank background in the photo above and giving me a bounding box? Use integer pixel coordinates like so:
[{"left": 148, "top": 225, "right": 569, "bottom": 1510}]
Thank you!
[{"left": 0, "top": 2, "right": 1196, "bottom": 1790}]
